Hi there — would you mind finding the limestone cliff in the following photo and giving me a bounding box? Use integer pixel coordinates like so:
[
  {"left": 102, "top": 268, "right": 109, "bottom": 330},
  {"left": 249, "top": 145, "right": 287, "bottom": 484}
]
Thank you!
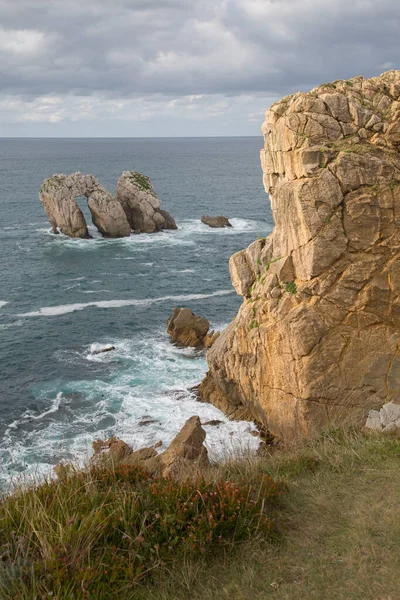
[{"left": 200, "top": 70, "right": 400, "bottom": 440}]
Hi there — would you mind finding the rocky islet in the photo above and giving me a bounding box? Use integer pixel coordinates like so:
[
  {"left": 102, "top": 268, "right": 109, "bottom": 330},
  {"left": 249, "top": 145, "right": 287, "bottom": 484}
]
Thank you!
[{"left": 39, "top": 170, "right": 176, "bottom": 238}]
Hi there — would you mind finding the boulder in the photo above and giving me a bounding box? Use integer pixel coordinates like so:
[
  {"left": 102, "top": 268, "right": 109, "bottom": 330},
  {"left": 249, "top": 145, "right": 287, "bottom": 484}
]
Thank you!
[
  {"left": 116, "top": 171, "right": 177, "bottom": 233},
  {"left": 199, "top": 70, "right": 400, "bottom": 440},
  {"left": 157, "top": 415, "right": 210, "bottom": 477},
  {"left": 39, "top": 172, "right": 131, "bottom": 238},
  {"left": 167, "top": 307, "right": 220, "bottom": 349},
  {"left": 201, "top": 215, "right": 232, "bottom": 228},
  {"left": 91, "top": 416, "right": 210, "bottom": 477},
  {"left": 366, "top": 402, "right": 400, "bottom": 432}
]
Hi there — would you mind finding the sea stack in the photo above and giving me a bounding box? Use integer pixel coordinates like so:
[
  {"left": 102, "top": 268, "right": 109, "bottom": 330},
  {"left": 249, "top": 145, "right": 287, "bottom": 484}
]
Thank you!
[
  {"left": 39, "top": 171, "right": 177, "bottom": 238},
  {"left": 199, "top": 70, "right": 400, "bottom": 440},
  {"left": 116, "top": 171, "right": 177, "bottom": 233}
]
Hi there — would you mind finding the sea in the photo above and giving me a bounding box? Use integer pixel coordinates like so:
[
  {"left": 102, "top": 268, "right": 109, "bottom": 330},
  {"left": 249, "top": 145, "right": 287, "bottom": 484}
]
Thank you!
[{"left": 0, "top": 137, "right": 273, "bottom": 489}]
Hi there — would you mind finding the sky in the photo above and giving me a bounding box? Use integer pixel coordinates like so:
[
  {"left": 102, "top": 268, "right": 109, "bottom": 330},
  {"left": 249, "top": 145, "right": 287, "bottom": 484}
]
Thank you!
[{"left": 0, "top": 0, "right": 399, "bottom": 137}]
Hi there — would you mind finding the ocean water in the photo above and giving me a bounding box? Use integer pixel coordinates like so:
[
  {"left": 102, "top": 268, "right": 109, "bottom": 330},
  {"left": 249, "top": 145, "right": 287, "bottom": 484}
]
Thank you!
[{"left": 0, "top": 137, "right": 273, "bottom": 488}]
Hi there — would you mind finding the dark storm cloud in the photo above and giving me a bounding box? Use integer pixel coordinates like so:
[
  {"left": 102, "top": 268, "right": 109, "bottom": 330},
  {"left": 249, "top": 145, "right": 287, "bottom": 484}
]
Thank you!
[{"left": 0, "top": 0, "right": 399, "bottom": 99}]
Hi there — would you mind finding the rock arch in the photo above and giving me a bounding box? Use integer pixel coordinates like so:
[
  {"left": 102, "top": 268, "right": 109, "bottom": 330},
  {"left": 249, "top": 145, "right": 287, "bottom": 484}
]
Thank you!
[
  {"left": 40, "top": 171, "right": 177, "bottom": 238},
  {"left": 40, "top": 172, "right": 131, "bottom": 238}
]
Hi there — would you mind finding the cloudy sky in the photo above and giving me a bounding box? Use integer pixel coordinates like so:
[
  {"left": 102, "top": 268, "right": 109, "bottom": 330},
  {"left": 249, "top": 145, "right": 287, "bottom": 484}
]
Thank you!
[{"left": 0, "top": 0, "right": 398, "bottom": 137}]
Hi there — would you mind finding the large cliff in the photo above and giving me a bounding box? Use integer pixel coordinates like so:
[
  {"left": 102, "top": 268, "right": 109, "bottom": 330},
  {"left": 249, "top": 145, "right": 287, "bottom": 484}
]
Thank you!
[{"left": 200, "top": 70, "right": 400, "bottom": 440}]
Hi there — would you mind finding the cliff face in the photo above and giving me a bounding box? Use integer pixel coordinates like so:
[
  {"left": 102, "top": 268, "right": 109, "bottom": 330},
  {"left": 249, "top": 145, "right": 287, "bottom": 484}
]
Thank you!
[{"left": 200, "top": 71, "right": 400, "bottom": 440}]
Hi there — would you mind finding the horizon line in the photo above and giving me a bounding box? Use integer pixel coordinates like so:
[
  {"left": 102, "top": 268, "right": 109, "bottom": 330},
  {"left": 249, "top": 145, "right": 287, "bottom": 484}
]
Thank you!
[{"left": 0, "top": 135, "right": 262, "bottom": 140}]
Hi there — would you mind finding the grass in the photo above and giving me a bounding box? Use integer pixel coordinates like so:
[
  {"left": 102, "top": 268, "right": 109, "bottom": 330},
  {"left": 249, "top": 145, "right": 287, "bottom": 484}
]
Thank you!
[
  {"left": 147, "top": 428, "right": 400, "bottom": 599},
  {"left": 1, "top": 428, "right": 400, "bottom": 598},
  {"left": 0, "top": 461, "right": 280, "bottom": 599}
]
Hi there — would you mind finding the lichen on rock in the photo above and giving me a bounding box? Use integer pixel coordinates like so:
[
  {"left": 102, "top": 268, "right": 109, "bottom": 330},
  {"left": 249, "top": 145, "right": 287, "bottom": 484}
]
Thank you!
[{"left": 199, "top": 70, "right": 400, "bottom": 440}]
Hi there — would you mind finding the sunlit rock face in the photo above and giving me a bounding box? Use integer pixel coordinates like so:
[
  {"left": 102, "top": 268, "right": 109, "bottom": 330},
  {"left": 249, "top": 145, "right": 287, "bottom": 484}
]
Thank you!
[{"left": 200, "top": 71, "right": 400, "bottom": 440}]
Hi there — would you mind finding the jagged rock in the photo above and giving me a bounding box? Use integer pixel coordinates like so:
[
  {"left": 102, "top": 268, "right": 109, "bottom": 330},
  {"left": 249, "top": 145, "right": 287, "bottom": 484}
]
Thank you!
[
  {"left": 157, "top": 415, "right": 210, "bottom": 477},
  {"left": 116, "top": 171, "right": 177, "bottom": 233},
  {"left": 167, "top": 307, "right": 220, "bottom": 349},
  {"left": 91, "top": 416, "right": 209, "bottom": 477},
  {"left": 39, "top": 172, "right": 131, "bottom": 238},
  {"left": 201, "top": 215, "right": 232, "bottom": 228},
  {"left": 199, "top": 70, "right": 400, "bottom": 440}
]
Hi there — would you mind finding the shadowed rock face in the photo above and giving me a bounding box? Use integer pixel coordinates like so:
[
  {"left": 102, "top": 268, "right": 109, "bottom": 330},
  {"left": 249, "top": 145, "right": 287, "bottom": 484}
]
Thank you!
[
  {"left": 200, "top": 70, "right": 400, "bottom": 440},
  {"left": 167, "top": 308, "right": 220, "bottom": 349},
  {"left": 39, "top": 172, "right": 131, "bottom": 238},
  {"left": 116, "top": 171, "right": 177, "bottom": 233}
]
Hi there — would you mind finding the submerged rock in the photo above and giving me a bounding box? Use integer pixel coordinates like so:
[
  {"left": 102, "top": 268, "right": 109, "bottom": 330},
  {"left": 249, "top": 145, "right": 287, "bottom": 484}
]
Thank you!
[
  {"left": 201, "top": 215, "right": 232, "bottom": 228},
  {"left": 91, "top": 345, "right": 116, "bottom": 355},
  {"left": 167, "top": 307, "right": 220, "bottom": 349},
  {"left": 39, "top": 172, "right": 131, "bottom": 238},
  {"left": 116, "top": 171, "right": 177, "bottom": 233},
  {"left": 199, "top": 70, "right": 400, "bottom": 440}
]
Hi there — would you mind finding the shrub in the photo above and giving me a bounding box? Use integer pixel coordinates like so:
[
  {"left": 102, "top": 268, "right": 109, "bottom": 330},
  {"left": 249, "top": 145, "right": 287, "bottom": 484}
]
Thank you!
[{"left": 0, "top": 463, "right": 281, "bottom": 597}]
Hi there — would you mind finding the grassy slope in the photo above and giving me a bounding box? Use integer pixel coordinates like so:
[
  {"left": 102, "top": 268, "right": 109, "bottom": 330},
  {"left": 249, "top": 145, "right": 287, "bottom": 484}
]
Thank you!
[
  {"left": 148, "top": 429, "right": 400, "bottom": 600},
  {"left": 1, "top": 428, "right": 400, "bottom": 599}
]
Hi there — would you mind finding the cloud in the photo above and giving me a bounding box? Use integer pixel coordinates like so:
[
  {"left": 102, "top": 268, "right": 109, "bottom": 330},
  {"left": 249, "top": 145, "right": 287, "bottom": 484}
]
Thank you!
[{"left": 0, "top": 0, "right": 399, "bottom": 135}]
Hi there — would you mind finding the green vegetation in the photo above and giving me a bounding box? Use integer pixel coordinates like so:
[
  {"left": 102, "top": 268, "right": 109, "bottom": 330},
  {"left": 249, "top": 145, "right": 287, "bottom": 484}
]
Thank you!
[
  {"left": 249, "top": 319, "right": 259, "bottom": 330},
  {"left": 128, "top": 172, "right": 152, "bottom": 192},
  {"left": 2, "top": 429, "right": 400, "bottom": 598},
  {"left": 264, "top": 257, "right": 281, "bottom": 272},
  {"left": 284, "top": 281, "right": 297, "bottom": 294},
  {"left": 0, "top": 463, "right": 280, "bottom": 599},
  {"left": 346, "top": 80, "right": 354, "bottom": 87}
]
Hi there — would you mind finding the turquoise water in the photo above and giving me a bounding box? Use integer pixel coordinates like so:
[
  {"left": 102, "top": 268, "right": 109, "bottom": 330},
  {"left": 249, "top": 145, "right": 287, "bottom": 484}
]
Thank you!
[{"left": 0, "top": 137, "right": 273, "bottom": 487}]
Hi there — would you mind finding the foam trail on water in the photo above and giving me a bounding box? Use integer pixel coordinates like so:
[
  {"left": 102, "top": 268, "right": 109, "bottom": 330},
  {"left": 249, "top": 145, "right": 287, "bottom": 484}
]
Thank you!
[
  {"left": 18, "top": 290, "right": 234, "bottom": 317},
  {"left": 0, "top": 301, "right": 8, "bottom": 308}
]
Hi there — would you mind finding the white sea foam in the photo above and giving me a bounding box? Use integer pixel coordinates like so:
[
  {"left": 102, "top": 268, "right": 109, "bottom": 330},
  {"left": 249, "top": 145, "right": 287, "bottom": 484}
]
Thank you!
[
  {"left": 0, "top": 301, "right": 8, "bottom": 308},
  {"left": 18, "top": 290, "right": 234, "bottom": 317},
  {"left": 0, "top": 333, "right": 259, "bottom": 486}
]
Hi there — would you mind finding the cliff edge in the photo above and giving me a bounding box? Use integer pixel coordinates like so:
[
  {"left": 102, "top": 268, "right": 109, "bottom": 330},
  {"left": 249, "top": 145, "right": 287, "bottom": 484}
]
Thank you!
[{"left": 200, "top": 70, "right": 400, "bottom": 440}]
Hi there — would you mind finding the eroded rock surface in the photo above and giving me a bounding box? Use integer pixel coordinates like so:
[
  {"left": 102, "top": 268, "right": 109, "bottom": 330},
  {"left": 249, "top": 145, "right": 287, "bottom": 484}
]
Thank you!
[
  {"left": 167, "top": 308, "right": 220, "bottom": 349},
  {"left": 39, "top": 172, "right": 131, "bottom": 238},
  {"left": 116, "top": 171, "right": 177, "bottom": 233},
  {"left": 201, "top": 215, "right": 232, "bottom": 228},
  {"left": 200, "top": 71, "right": 400, "bottom": 440},
  {"left": 92, "top": 416, "right": 210, "bottom": 477}
]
